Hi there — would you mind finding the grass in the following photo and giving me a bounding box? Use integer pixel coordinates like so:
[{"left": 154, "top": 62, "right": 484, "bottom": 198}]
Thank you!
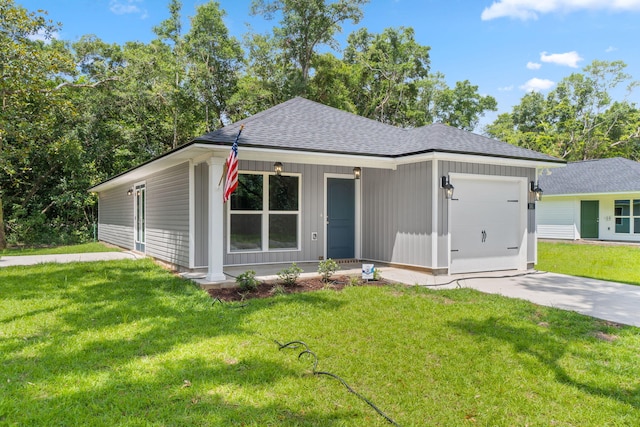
[
  {"left": 1, "top": 242, "right": 120, "bottom": 256},
  {"left": 537, "top": 241, "right": 640, "bottom": 285},
  {"left": 2, "top": 259, "right": 640, "bottom": 426}
]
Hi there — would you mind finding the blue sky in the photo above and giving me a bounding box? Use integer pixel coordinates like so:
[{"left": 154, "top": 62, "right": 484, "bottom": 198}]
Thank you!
[{"left": 19, "top": 0, "right": 640, "bottom": 127}]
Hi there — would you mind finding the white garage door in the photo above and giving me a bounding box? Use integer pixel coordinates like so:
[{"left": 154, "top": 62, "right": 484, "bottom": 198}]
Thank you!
[{"left": 449, "top": 176, "right": 526, "bottom": 274}]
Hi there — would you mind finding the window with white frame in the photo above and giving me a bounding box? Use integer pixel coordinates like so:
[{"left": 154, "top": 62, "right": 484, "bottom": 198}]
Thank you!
[
  {"left": 229, "top": 172, "right": 300, "bottom": 252},
  {"left": 614, "top": 199, "right": 640, "bottom": 234}
]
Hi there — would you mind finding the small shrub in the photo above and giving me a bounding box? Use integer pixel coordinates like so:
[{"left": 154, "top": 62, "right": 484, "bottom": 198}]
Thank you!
[
  {"left": 348, "top": 276, "right": 361, "bottom": 287},
  {"left": 278, "top": 262, "right": 303, "bottom": 287},
  {"left": 373, "top": 267, "right": 382, "bottom": 281},
  {"left": 318, "top": 258, "right": 339, "bottom": 283},
  {"left": 236, "top": 270, "right": 259, "bottom": 291},
  {"left": 270, "top": 284, "right": 286, "bottom": 296}
]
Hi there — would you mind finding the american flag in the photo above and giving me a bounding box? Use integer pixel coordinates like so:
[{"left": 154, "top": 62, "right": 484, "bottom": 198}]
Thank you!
[{"left": 223, "top": 125, "right": 243, "bottom": 203}]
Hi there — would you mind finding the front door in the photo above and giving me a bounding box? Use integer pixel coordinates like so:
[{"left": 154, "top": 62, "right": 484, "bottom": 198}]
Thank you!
[
  {"left": 134, "top": 183, "right": 146, "bottom": 252},
  {"left": 327, "top": 178, "right": 355, "bottom": 259},
  {"left": 580, "top": 200, "right": 599, "bottom": 239}
]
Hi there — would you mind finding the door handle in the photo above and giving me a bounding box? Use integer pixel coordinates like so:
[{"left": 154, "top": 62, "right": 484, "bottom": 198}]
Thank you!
[{"left": 481, "top": 230, "right": 487, "bottom": 243}]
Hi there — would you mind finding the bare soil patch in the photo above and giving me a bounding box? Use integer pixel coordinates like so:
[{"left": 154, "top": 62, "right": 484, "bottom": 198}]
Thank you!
[{"left": 207, "top": 275, "right": 390, "bottom": 302}]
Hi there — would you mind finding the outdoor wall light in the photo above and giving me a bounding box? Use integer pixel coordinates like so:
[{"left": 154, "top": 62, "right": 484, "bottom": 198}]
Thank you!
[
  {"left": 274, "top": 161, "right": 283, "bottom": 176},
  {"left": 127, "top": 188, "right": 133, "bottom": 196},
  {"left": 441, "top": 176, "right": 454, "bottom": 199},
  {"left": 530, "top": 181, "right": 543, "bottom": 201},
  {"left": 353, "top": 167, "right": 361, "bottom": 179}
]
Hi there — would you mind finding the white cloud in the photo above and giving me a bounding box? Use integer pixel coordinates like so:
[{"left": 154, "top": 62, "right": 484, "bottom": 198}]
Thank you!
[
  {"left": 110, "top": 0, "right": 148, "bottom": 18},
  {"left": 481, "top": 0, "right": 640, "bottom": 21},
  {"left": 498, "top": 85, "right": 514, "bottom": 91},
  {"left": 527, "top": 61, "right": 542, "bottom": 70},
  {"left": 605, "top": 46, "right": 618, "bottom": 52},
  {"left": 540, "top": 51, "right": 583, "bottom": 68},
  {"left": 520, "top": 78, "right": 555, "bottom": 92}
]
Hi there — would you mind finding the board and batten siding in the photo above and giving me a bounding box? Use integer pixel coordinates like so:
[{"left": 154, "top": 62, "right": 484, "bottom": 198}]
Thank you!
[
  {"left": 536, "top": 198, "right": 578, "bottom": 240},
  {"left": 361, "top": 162, "right": 433, "bottom": 268},
  {"left": 145, "top": 162, "right": 190, "bottom": 268},
  {"left": 220, "top": 161, "right": 353, "bottom": 266},
  {"left": 437, "top": 161, "right": 537, "bottom": 269},
  {"left": 97, "top": 185, "right": 134, "bottom": 250}
]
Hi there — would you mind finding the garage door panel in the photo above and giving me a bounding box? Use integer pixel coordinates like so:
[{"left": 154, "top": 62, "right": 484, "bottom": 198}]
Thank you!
[{"left": 450, "top": 177, "right": 524, "bottom": 274}]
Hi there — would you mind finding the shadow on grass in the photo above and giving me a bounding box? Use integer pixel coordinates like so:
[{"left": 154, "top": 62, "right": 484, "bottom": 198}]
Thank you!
[
  {"left": 450, "top": 314, "right": 640, "bottom": 409},
  {"left": 0, "top": 259, "right": 352, "bottom": 425}
]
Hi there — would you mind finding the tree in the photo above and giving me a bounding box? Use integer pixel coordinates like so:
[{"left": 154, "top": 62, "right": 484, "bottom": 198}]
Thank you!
[
  {"left": 251, "top": 0, "right": 368, "bottom": 96},
  {"left": 0, "top": 0, "right": 76, "bottom": 248},
  {"left": 184, "top": 1, "right": 243, "bottom": 131},
  {"left": 344, "top": 26, "right": 431, "bottom": 126},
  {"left": 486, "top": 60, "right": 640, "bottom": 160}
]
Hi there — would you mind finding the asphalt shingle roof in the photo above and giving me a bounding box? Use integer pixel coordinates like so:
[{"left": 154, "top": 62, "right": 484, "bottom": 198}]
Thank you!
[
  {"left": 538, "top": 157, "right": 640, "bottom": 195},
  {"left": 194, "top": 97, "right": 561, "bottom": 163}
]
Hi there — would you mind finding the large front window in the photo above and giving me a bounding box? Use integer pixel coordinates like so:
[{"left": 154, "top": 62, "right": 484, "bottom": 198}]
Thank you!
[
  {"left": 229, "top": 172, "right": 300, "bottom": 252},
  {"left": 614, "top": 199, "right": 640, "bottom": 234}
]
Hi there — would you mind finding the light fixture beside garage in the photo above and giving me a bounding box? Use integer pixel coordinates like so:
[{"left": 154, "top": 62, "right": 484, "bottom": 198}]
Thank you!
[
  {"left": 353, "top": 167, "right": 361, "bottom": 179},
  {"left": 530, "top": 181, "right": 543, "bottom": 201},
  {"left": 441, "top": 176, "right": 454, "bottom": 199},
  {"left": 127, "top": 188, "right": 133, "bottom": 196},
  {"left": 274, "top": 161, "right": 283, "bottom": 176}
]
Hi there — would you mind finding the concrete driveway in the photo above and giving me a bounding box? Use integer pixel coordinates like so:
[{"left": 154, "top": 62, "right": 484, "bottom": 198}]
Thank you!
[{"left": 381, "top": 268, "right": 640, "bottom": 328}]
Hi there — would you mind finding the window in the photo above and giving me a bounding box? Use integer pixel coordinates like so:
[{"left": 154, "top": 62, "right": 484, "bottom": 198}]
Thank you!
[
  {"left": 614, "top": 199, "right": 640, "bottom": 234},
  {"left": 229, "top": 172, "right": 300, "bottom": 252}
]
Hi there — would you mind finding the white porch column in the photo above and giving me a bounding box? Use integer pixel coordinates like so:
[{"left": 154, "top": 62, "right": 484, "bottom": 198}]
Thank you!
[{"left": 206, "top": 156, "right": 226, "bottom": 282}]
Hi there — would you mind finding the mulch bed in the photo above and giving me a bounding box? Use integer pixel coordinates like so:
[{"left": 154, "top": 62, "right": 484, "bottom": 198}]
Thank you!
[{"left": 207, "top": 275, "right": 390, "bottom": 302}]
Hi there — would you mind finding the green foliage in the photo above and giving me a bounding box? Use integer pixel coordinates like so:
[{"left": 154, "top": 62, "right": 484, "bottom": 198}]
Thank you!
[
  {"left": 486, "top": 60, "right": 640, "bottom": 161},
  {"left": 2, "top": 259, "right": 640, "bottom": 426},
  {"left": 236, "top": 270, "right": 259, "bottom": 291},
  {"left": 348, "top": 275, "right": 361, "bottom": 286},
  {"left": 277, "top": 262, "right": 303, "bottom": 286},
  {"left": 318, "top": 258, "right": 339, "bottom": 282}
]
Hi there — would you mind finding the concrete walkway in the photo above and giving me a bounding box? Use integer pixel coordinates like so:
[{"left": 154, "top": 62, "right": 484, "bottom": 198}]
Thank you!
[{"left": 0, "top": 251, "right": 144, "bottom": 267}]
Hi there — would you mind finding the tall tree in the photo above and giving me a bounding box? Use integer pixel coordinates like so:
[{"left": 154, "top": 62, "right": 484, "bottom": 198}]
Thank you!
[
  {"left": 184, "top": 1, "right": 243, "bottom": 131},
  {"left": 0, "top": 0, "right": 76, "bottom": 248},
  {"left": 344, "top": 27, "right": 431, "bottom": 126},
  {"left": 251, "top": 0, "right": 368, "bottom": 96}
]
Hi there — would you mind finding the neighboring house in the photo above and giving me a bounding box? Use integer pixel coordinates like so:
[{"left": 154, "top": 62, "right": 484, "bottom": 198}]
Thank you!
[
  {"left": 89, "top": 97, "right": 563, "bottom": 280},
  {"left": 537, "top": 157, "right": 640, "bottom": 242}
]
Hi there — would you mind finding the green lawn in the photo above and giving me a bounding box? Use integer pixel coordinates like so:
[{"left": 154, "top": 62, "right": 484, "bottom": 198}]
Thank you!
[
  {"left": 537, "top": 241, "right": 640, "bottom": 285},
  {"left": 2, "top": 259, "right": 639, "bottom": 426},
  {"left": 1, "top": 242, "right": 120, "bottom": 256}
]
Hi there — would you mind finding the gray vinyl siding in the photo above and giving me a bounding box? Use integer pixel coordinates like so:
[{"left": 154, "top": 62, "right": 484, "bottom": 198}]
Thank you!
[
  {"left": 361, "top": 162, "right": 433, "bottom": 267},
  {"left": 194, "top": 162, "right": 209, "bottom": 267},
  {"left": 145, "top": 162, "right": 190, "bottom": 267},
  {"left": 221, "top": 160, "right": 352, "bottom": 266},
  {"left": 437, "top": 160, "right": 536, "bottom": 268},
  {"left": 97, "top": 185, "right": 134, "bottom": 249}
]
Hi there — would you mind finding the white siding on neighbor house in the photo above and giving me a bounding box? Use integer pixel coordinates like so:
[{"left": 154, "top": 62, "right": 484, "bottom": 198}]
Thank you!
[
  {"left": 590, "top": 194, "right": 640, "bottom": 242},
  {"left": 536, "top": 198, "right": 578, "bottom": 240},
  {"left": 98, "top": 185, "right": 134, "bottom": 250},
  {"left": 220, "top": 160, "right": 352, "bottom": 266},
  {"left": 361, "top": 162, "right": 432, "bottom": 268},
  {"left": 437, "top": 161, "right": 537, "bottom": 269},
  {"left": 145, "top": 162, "right": 190, "bottom": 267}
]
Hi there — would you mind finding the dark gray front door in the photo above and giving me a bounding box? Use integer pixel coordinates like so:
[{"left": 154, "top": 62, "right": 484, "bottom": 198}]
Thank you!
[
  {"left": 581, "top": 200, "right": 599, "bottom": 239},
  {"left": 327, "top": 178, "right": 355, "bottom": 259}
]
